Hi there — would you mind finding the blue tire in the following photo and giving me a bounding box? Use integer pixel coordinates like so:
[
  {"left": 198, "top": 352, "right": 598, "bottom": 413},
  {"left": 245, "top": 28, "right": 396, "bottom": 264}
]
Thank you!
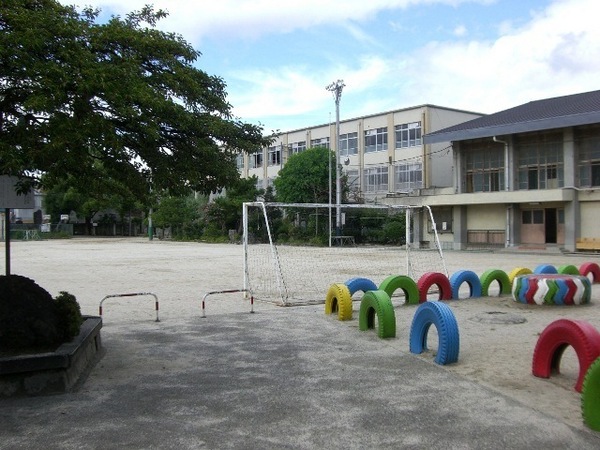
[
  {"left": 345, "top": 277, "right": 378, "bottom": 296},
  {"left": 409, "top": 301, "right": 459, "bottom": 365},
  {"left": 449, "top": 270, "right": 482, "bottom": 299},
  {"left": 534, "top": 264, "right": 558, "bottom": 274}
]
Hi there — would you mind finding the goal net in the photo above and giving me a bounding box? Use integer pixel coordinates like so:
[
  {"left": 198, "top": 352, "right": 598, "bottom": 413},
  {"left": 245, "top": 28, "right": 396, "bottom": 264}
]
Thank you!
[{"left": 243, "top": 202, "right": 447, "bottom": 305}]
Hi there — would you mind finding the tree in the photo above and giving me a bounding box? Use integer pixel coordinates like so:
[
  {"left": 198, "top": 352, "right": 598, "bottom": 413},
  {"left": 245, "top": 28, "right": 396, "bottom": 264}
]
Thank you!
[
  {"left": 0, "top": 1, "right": 270, "bottom": 200},
  {"left": 152, "top": 194, "right": 205, "bottom": 239},
  {"left": 43, "top": 171, "right": 143, "bottom": 234},
  {"left": 204, "top": 176, "right": 262, "bottom": 236},
  {"left": 273, "top": 147, "right": 338, "bottom": 203}
]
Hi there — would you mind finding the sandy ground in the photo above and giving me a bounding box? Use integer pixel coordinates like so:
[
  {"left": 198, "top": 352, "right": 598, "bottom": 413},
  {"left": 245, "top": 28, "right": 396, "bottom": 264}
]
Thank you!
[{"left": 3, "top": 237, "right": 600, "bottom": 432}]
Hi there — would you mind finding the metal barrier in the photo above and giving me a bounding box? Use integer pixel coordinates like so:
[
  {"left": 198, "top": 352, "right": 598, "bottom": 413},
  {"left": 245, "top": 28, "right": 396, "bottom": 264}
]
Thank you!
[
  {"left": 201, "top": 289, "right": 253, "bottom": 318},
  {"left": 99, "top": 292, "right": 160, "bottom": 322}
]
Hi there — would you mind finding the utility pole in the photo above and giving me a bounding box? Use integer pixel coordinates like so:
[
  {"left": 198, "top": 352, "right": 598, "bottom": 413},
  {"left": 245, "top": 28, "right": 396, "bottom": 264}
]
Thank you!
[{"left": 326, "top": 79, "right": 345, "bottom": 238}]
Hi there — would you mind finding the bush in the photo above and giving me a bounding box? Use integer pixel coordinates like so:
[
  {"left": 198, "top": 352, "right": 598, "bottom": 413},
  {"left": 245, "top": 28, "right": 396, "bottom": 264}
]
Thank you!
[
  {"left": 0, "top": 275, "right": 83, "bottom": 353},
  {"left": 55, "top": 291, "right": 83, "bottom": 342}
]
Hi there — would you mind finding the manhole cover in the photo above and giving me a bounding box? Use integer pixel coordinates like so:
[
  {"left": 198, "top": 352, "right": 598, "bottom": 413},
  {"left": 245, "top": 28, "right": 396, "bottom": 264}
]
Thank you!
[{"left": 469, "top": 311, "right": 527, "bottom": 325}]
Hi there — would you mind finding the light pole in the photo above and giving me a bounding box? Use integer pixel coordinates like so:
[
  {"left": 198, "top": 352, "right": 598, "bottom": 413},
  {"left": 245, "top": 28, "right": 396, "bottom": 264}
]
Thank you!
[{"left": 326, "top": 79, "right": 345, "bottom": 238}]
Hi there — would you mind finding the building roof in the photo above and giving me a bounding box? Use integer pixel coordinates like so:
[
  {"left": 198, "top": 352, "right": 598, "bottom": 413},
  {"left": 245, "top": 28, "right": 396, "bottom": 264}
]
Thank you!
[{"left": 424, "top": 89, "right": 600, "bottom": 144}]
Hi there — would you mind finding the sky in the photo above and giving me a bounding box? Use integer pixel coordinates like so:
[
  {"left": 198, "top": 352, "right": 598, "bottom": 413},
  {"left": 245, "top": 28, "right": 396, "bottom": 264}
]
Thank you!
[{"left": 59, "top": 0, "right": 600, "bottom": 134}]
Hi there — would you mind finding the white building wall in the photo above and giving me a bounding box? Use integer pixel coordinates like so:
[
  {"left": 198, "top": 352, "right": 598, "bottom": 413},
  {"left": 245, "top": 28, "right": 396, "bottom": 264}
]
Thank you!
[{"left": 243, "top": 104, "right": 482, "bottom": 204}]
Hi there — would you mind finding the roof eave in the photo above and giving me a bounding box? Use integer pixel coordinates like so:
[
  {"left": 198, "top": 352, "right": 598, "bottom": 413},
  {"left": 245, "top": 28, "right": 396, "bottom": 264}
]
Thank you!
[{"left": 423, "top": 111, "right": 600, "bottom": 144}]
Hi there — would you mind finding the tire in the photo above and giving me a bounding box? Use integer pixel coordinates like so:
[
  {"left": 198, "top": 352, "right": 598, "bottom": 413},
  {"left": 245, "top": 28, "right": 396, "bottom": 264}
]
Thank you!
[
  {"left": 480, "top": 269, "right": 511, "bottom": 296},
  {"left": 532, "top": 319, "right": 600, "bottom": 392},
  {"left": 345, "top": 277, "right": 378, "bottom": 296},
  {"left": 534, "top": 264, "right": 558, "bottom": 274},
  {"left": 558, "top": 264, "right": 580, "bottom": 275},
  {"left": 581, "top": 356, "right": 600, "bottom": 431},
  {"left": 508, "top": 267, "right": 532, "bottom": 284},
  {"left": 449, "top": 270, "right": 482, "bottom": 299},
  {"left": 543, "top": 279, "right": 559, "bottom": 305},
  {"left": 358, "top": 290, "right": 396, "bottom": 338},
  {"left": 378, "top": 275, "right": 419, "bottom": 305},
  {"left": 409, "top": 301, "right": 459, "bottom": 365},
  {"left": 511, "top": 275, "right": 532, "bottom": 304},
  {"left": 580, "top": 262, "right": 600, "bottom": 283},
  {"left": 417, "top": 272, "right": 452, "bottom": 303},
  {"left": 553, "top": 278, "right": 568, "bottom": 305},
  {"left": 325, "top": 283, "right": 353, "bottom": 321},
  {"left": 512, "top": 274, "right": 591, "bottom": 306}
]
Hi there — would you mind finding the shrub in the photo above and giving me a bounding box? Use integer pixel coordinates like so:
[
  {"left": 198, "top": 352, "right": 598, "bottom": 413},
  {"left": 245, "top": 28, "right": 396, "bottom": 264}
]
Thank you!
[
  {"left": 54, "top": 291, "right": 83, "bottom": 341},
  {"left": 0, "top": 275, "right": 83, "bottom": 353}
]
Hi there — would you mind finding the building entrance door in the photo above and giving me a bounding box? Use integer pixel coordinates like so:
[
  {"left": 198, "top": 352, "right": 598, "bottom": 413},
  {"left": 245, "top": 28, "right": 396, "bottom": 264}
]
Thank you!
[{"left": 545, "top": 208, "right": 557, "bottom": 244}]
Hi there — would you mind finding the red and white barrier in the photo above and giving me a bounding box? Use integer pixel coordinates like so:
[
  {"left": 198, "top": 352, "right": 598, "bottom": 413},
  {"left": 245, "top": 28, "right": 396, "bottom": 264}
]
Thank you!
[
  {"left": 201, "top": 289, "right": 253, "bottom": 318},
  {"left": 99, "top": 292, "right": 160, "bottom": 322}
]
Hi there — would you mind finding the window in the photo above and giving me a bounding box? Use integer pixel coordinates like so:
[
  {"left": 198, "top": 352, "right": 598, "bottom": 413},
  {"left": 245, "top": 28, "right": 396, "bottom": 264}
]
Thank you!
[
  {"left": 364, "top": 127, "right": 388, "bottom": 153},
  {"left": 395, "top": 122, "right": 422, "bottom": 148},
  {"left": 236, "top": 154, "right": 244, "bottom": 170},
  {"left": 268, "top": 146, "right": 281, "bottom": 166},
  {"left": 577, "top": 127, "right": 600, "bottom": 187},
  {"left": 249, "top": 151, "right": 263, "bottom": 169},
  {"left": 522, "top": 210, "right": 544, "bottom": 224},
  {"left": 310, "top": 137, "right": 330, "bottom": 149},
  {"left": 363, "top": 166, "right": 388, "bottom": 192},
  {"left": 339, "top": 132, "right": 358, "bottom": 156},
  {"left": 465, "top": 147, "right": 505, "bottom": 192},
  {"left": 516, "top": 132, "right": 563, "bottom": 190},
  {"left": 394, "top": 162, "right": 423, "bottom": 192},
  {"left": 290, "top": 141, "right": 306, "bottom": 154}
]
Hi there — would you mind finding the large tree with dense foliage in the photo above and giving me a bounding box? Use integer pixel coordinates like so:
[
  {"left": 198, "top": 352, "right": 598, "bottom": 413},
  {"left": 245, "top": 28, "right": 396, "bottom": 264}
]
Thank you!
[
  {"left": 0, "top": 0, "right": 270, "bottom": 200},
  {"left": 273, "top": 147, "right": 338, "bottom": 203}
]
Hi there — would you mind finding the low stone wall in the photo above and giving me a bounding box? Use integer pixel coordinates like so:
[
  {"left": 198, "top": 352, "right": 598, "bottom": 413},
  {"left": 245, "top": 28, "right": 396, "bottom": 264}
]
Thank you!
[{"left": 0, "top": 316, "right": 103, "bottom": 397}]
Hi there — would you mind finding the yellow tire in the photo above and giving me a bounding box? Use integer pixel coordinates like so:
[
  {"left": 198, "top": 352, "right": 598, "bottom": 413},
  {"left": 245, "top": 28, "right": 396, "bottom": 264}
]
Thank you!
[
  {"left": 508, "top": 267, "right": 532, "bottom": 285},
  {"left": 325, "top": 283, "right": 353, "bottom": 321}
]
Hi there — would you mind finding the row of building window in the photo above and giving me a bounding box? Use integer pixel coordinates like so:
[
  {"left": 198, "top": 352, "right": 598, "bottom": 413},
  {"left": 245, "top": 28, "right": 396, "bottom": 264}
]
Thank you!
[
  {"left": 243, "top": 121, "right": 422, "bottom": 168},
  {"left": 463, "top": 131, "right": 600, "bottom": 192},
  {"left": 253, "top": 163, "right": 424, "bottom": 194}
]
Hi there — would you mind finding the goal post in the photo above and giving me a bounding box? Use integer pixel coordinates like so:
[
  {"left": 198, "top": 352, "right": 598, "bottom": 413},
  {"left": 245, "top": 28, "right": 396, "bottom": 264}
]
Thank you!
[{"left": 243, "top": 202, "right": 447, "bottom": 305}]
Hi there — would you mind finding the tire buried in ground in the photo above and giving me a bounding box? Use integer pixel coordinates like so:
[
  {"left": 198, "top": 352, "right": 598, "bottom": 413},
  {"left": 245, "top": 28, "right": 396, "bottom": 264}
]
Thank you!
[
  {"left": 580, "top": 262, "right": 600, "bottom": 283},
  {"left": 582, "top": 356, "right": 600, "bottom": 431},
  {"left": 532, "top": 319, "right": 600, "bottom": 392},
  {"left": 325, "top": 283, "right": 353, "bottom": 321},
  {"left": 345, "top": 277, "right": 378, "bottom": 296},
  {"left": 378, "top": 275, "right": 419, "bottom": 305},
  {"left": 480, "top": 269, "right": 511, "bottom": 296},
  {"left": 409, "top": 301, "right": 459, "bottom": 365},
  {"left": 417, "top": 272, "right": 452, "bottom": 303},
  {"left": 358, "top": 290, "right": 396, "bottom": 339},
  {"left": 449, "top": 270, "right": 482, "bottom": 299}
]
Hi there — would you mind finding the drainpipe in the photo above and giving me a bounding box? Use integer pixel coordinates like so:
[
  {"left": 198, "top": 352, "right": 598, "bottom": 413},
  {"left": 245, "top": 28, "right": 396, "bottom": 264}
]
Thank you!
[{"left": 493, "top": 136, "right": 511, "bottom": 247}]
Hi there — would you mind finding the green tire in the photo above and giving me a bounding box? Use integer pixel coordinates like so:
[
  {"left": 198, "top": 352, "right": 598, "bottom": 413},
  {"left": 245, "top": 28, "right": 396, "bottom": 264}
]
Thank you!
[
  {"left": 358, "top": 290, "right": 396, "bottom": 338},
  {"left": 378, "top": 275, "right": 419, "bottom": 305},
  {"left": 582, "top": 357, "right": 600, "bottom": 431}
]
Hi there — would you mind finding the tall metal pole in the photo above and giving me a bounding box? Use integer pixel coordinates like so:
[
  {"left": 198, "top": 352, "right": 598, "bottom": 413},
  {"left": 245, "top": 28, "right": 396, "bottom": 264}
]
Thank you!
[{"left": 326, "top": 79, "right": 345, "bottom": 237}]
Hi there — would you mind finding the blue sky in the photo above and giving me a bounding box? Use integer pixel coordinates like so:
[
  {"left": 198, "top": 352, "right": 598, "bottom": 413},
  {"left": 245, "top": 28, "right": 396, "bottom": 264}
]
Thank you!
[{"left": 61, "top": 0, "right": 600, "bottom": 134}]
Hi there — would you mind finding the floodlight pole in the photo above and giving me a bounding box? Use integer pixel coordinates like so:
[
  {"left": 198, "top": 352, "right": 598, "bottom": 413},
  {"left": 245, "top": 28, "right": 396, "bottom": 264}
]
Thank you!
[{"left": 326, "top": 79, "right": 345, "bottom": 237}]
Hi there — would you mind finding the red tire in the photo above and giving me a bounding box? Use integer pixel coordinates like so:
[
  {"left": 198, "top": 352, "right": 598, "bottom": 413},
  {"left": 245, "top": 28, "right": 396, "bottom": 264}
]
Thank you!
[
  {"left": 417, "top": 272, "right": 452, "bottom": 303},
  {"left": 532, "top": 319, "right": 600, "bottom": 392},
  {"left": 580, "top": 262, "right": 600, "bottom": 283}
]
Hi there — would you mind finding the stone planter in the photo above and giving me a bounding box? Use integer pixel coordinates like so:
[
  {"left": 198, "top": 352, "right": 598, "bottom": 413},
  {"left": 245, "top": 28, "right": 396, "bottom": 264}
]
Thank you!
[{"left": 0, "top": 316, "right": 103, "bottom": 397}]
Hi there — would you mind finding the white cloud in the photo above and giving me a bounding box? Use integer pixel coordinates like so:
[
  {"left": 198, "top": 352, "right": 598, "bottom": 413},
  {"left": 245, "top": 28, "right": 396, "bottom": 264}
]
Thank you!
[
  {"left": 66, "top": 0, "right": 489, "bottom": 43},
  {"left": 228, "top": 55, "right": 391, "bottom": 124},
  {"left": 400, "top": 0, "right": 600, "bottom": 113},
  {"left": 453, "top": 25, "right": 468, "bottom": 37}
]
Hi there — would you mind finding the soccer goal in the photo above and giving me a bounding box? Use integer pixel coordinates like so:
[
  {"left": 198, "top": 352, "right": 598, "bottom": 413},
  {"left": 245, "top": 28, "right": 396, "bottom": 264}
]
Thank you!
[{"left": 242, "top": 202, "right": 447, "bottom": 305}]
